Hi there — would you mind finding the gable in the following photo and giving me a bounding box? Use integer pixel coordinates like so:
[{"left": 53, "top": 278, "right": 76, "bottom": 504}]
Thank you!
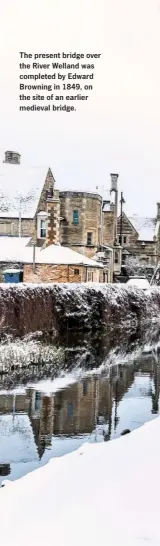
[{"left": 117, "top": 213, "right": 138, "bottom": 236}]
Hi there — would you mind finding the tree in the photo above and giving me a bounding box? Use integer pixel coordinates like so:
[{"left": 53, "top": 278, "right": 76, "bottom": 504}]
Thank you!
[{"left": 123, "top": 256, "right": 155, "bottom": 281}]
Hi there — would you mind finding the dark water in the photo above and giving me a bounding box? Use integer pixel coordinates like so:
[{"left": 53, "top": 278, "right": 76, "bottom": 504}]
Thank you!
[{"left": 0, "top": 351, "right": 160, "bottom": 486}]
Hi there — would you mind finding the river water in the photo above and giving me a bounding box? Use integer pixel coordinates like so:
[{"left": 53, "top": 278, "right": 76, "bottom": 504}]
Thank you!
[{"left": 0, "top": 348, "right": 160, "bottom": 487}]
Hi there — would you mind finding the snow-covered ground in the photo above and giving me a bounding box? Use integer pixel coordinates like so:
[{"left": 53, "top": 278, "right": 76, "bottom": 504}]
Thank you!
[{"left": 0, "top": 416, "right": 160, "bottom": 545}]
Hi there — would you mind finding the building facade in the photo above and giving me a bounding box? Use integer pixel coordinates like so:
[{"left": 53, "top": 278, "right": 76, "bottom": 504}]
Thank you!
[{"left": 0, "top": 150, "right": 158, "bottom": 277}]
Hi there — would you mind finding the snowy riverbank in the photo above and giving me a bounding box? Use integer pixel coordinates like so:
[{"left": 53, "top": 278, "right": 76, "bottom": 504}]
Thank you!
[
  {"left": 0, "top": 282, "right": 160, "bottom": 340},
  {"left": 1, "top": 416, "right": 160, "bottom": 545}
]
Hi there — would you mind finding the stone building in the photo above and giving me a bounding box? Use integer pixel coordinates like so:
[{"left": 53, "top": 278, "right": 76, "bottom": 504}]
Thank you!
[
  {"left": 60, "top": 191, "right": 102, "bottom": 258},
  {"left": 0, "top": 151, "right": 119, "bottom": 281},
  {"left": 117, "top": 209, "right": 160, "bottom": 266},
  {"left": 0, "top": 238, "right": 103, "bottom": 283},
  {"left": 0, "top": 151, "right": 102, "bottom": 255}
]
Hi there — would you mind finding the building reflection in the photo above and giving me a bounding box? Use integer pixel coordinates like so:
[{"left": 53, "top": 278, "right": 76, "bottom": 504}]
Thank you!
[{"left": 0, "top": 354, "right": 159, "bottom": 465}]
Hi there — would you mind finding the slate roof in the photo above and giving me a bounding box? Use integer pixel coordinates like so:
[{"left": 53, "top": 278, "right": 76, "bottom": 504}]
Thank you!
[{"left": 0, "top": 163, "right": 51, "bottom": 219}]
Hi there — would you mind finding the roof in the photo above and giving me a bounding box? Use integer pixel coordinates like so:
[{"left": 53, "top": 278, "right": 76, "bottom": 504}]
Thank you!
[
  {"left": 0, "top": 238, "right": 103, "bottom": 268},
  {"left": 0, "top": 163, "right": 51, "bottom": 219},
  {"left": 22, "top": 245, "right": 103, "bottom": 268},
  {"left": 128, "top": 215, "right": 158, "bottom": 241},
  {"left": 0, "top": 237, "right": 31, "bottom": 261}
]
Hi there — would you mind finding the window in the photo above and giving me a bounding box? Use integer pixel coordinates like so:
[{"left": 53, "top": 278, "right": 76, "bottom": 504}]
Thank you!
[
  {"left": 103, "top": 272, "right": 108, "bottom": 283},
  {"left": 35, "top": 392, "right": 41, "bottom": 411},
  {"left": 123, "top": 236, "right": 127, "bottom": 244},
  {"left": 74, "top": 269, "right": 79, "bottom": 275},
  {"left": 83, "top": 381, "right": 88, "bottom": 395},
  {"left": 119, "top": 236, "right": 121, "bottom": 244},
  {"left": 115, "top": 251, "right": 119, "bottom": 264},
  {"left": 46, "top": 187, "right": 53, "bottom": 199},
  {"left": 0, "top": 222, "right": 12, "bottom": 235},
  {"left": 87, "top": 271, "right": 94, "bottom": 282},
  {"left": 87, "top": 232, "right": 92, "bottom": 246},
  {"left": 40, "top": 219, "right": 46, "bottom": 238},
  {"left": 67, "top": 403, "right": 73, "bottom": 416},
  {"left": 73, "top": 210, "right": 79, "bottom": 224}
]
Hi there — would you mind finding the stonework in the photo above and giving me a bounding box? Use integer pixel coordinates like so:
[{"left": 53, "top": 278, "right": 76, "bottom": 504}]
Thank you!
[
  {"left": 117, "top": 213, "right": 158, "bottom": 265},
  {"left": 59, "top": 191, "right": 102, "bottom": 257},
  {"left": 46, "top": 197, "right": 60, "bottom": 246},
  {"left": 103, "top": 211, "right": 115, "bottom": 246},
  {"left": 23, "top": 264, "right": 101, "bottom": 283}
]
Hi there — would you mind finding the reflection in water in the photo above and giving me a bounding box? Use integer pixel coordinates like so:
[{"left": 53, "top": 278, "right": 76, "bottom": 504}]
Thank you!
[{"left": 0, "top": 353, "right": 160, "bottom": 486}]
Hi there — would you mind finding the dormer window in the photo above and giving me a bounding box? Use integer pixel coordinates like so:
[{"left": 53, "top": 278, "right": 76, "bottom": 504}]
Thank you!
[{"left": 37, "top": 211, "right": 47, "bottom": 240}]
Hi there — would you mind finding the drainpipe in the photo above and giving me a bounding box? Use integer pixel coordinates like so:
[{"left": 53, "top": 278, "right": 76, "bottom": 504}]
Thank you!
[
  {"left": 104, "top": 245, "right": 114, "bottom": 282},
  {"left": 101, "top": 198, "right": 104, "bottom": 246},
  {"left": 33, "top": 243, "right": 36, "bottom": 273}
]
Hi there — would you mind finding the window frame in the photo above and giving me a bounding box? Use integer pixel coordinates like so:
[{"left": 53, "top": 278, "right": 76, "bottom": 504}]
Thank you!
[
  {"left": 87, "top": 232, "right": 93, "bottom": 246},
  {"left": 40, "top": 219, "right": 46, "bottom": 238},
  {"left": 73, "top": 210, "right": 79, "bottom": 225}
]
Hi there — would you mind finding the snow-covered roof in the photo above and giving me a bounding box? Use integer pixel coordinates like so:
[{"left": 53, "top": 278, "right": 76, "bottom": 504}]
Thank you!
[
  {"left": 0, "top": 237, "right": 31, "bottom": 262},
  {"left": 0, "top": 163, "right": 50, "bottom": 219},
  {"left": 103, "top": 201, "right": 111, "bottom": 212},
  {"left": 22, "top": 245, "right": 103, "bottom": 268},
  {"left": 129, "top": 215, "right": 157, "bottom": 241},
  {"left": 0, "top": 238, "right": 103, "bottom": 268}
]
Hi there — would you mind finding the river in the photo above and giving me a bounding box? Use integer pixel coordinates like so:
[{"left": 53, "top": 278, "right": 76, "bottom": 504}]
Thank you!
[{"left": 0, "top": 346, "right": 160, "bottom": 487}]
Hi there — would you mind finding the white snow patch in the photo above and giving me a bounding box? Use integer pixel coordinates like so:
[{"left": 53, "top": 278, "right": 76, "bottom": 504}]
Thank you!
[
  {"left": 1, "top": 417, "right": 160, "bottom": 544},
  {"left": 126, "top": 278, "right": 150, "bottom": 289}
]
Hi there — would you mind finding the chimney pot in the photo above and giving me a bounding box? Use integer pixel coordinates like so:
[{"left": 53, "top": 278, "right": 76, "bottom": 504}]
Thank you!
[{"left": 4, "top": 151, "right": 21, "bottom": 164}]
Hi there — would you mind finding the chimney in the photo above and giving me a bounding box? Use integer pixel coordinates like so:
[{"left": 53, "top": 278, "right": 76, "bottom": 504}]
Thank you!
[
  {"left": 110, "top": 173, "right": 119, "bottom": 243},
  {"left": 110, "top": 173, "right": 119, "bottom": 192},
  {"left": 157, "top": 202, "right": 160, "bottom": 219},
  {"left": 3, "top": 151, "right": 21, "bottom": 165}
]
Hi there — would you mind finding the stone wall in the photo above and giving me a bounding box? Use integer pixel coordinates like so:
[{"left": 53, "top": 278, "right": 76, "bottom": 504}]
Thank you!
[
  {"left": 126, "top": 241, "right": 157, "bottom": 265},
  {"left": 103, "top": 211, "right": 114, "bottom": 246},
  {"left": 59, "top": 191, "right": 102, "bottom": 257},
  {"left": 117, "top": 214, "right": 138, "bottom": 246},
  {"left": 0, "top": 218, "right": 35, "bottom": 239},
  {"left": 23, "top": 263, "right": 101, "bottom": 283},
  {"left": 36, "top": 168, "right": 56, "bottom": 213}
]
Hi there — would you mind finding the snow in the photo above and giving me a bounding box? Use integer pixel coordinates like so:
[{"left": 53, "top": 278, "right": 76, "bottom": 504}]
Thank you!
[
  {"left": 129, "top": 215, "right": 157, "bottom": 241},
  {"left": 0, "top": 414, "right": 38, "bottom": 465},
  {"left": 1, "top": 417, "right": 160, "bottom": 545},
  {"left": 0, "top": 164, "right": 50, "bottom": 218},
  {"left": 3, "top": 269, "right": 22, "bottom": 274},
  {"left": 0, "top": 236, "right": 31, "bottom": 262},
  {"left": 30, "top": 244, "right": 104, "bottom": 267},
  {"left": 0, "top": 238, "right": 103, "bottom": 267},
  {"left": 126, "top": 278, "right": 150, "bottom": 289}
]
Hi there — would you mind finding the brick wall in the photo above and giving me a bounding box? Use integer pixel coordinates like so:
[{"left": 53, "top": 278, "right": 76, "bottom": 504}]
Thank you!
[{"left": 23, "top": 263, "right": 101, "bottom": 283}]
